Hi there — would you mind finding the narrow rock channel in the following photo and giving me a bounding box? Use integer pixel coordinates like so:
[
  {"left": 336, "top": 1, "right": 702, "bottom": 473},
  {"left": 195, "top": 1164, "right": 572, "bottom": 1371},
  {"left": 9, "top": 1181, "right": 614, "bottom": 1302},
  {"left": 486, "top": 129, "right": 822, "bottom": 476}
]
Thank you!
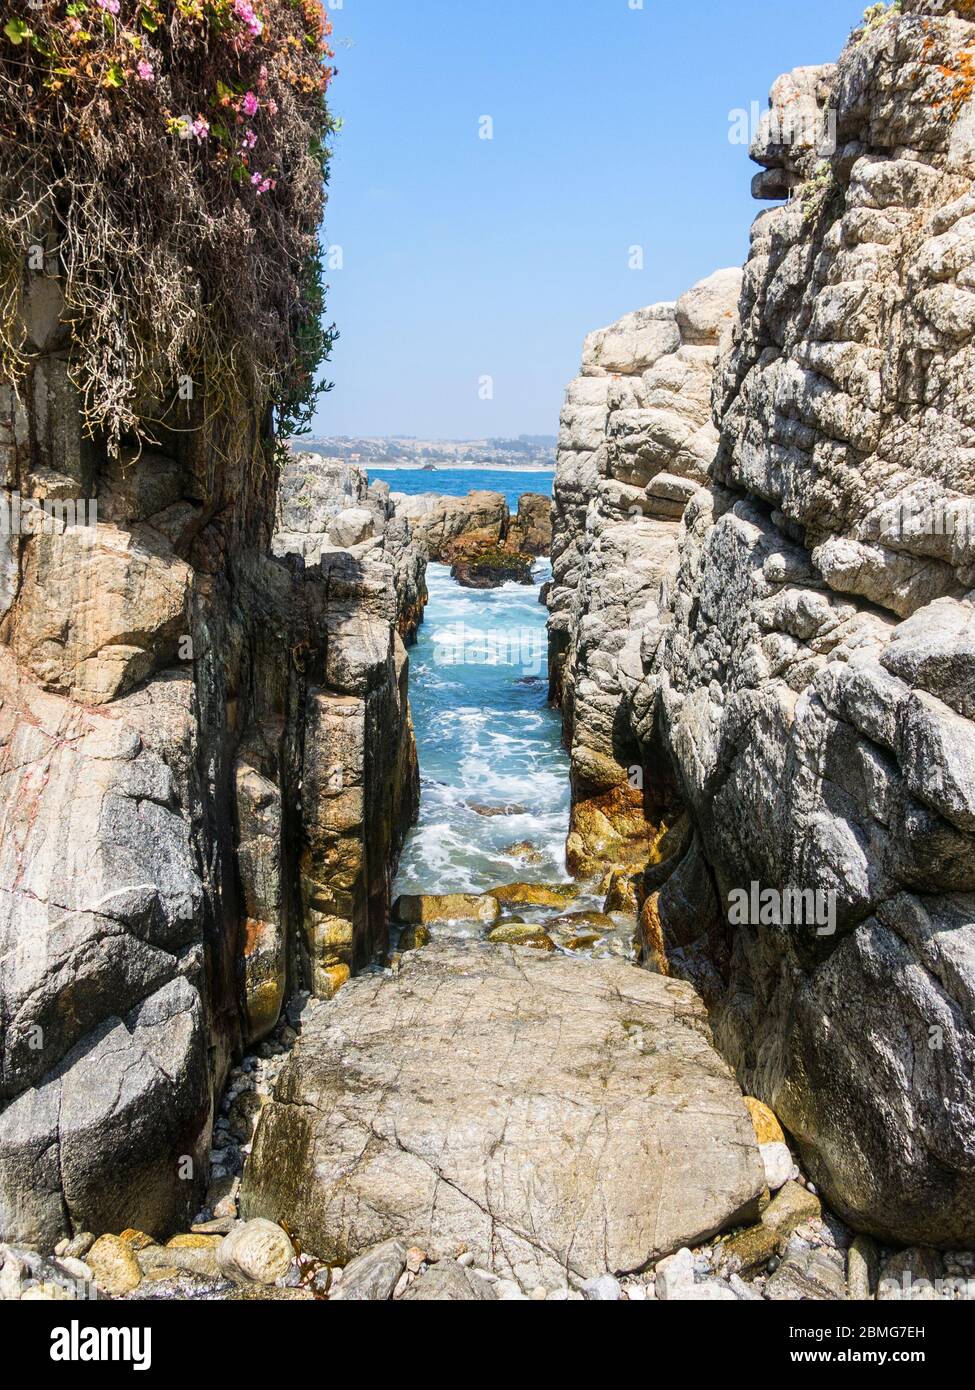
[
  {"left": 232, "top": 490, "right": 836, "bottom": 1301},
  {"left": 5, "top": 0, "right": 975, "bottom": 1317}
]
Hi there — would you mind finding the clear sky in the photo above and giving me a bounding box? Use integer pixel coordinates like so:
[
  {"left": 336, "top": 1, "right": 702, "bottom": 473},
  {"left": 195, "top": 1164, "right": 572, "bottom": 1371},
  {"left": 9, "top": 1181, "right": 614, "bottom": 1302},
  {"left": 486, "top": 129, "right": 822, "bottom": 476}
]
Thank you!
[{"left": 310, "top": 0, "right": 865, "bottom": 442}]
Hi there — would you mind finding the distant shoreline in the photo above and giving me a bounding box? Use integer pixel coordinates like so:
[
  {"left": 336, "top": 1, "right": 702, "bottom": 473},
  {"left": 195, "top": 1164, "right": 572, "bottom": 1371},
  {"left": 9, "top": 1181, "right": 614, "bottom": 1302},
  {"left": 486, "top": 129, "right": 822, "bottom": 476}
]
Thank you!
[{"left": 368, "top": 462, "right": 556, "bottom": 474}]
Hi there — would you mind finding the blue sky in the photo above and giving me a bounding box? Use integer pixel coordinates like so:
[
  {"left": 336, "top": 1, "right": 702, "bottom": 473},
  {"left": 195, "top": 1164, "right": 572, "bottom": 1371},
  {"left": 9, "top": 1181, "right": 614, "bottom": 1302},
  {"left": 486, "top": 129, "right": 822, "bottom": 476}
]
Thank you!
[{"left": 311, "top": 0, "right": 865, "bottom": 441}]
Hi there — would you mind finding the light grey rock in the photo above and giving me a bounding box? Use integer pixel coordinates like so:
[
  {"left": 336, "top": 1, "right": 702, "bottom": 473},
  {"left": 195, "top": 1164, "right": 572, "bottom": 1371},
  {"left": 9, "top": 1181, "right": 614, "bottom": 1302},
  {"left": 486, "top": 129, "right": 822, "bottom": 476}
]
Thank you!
[
  {"left": 274, "top": 452, "right": 427, "bottom": 641},
  {"left": 729, "top": 1273, "right": 763, "bottom": 1302},
  {"left": 547, "top": 268, "right": 742, "bottom": 875},
  {"left": 654, "top": 1248, "right": 696, "bottom": 1301},
  {"left": 63, "top": 1233, "right": 96, "bottom": 1260},
  {"left": 582, "top": 1273, "right": 622, "bottom": 1301},
  {"left": 848, "top": 1235, "right": 879, "bottom": 1301},
  {"left": 765, "top": 1246, "right": 848, "bottom": 1301},
  {"left": 217, "top": 1219, "right": 295, "bottom": 1287},
  {"left": 683, "top": 1279, "right": 739, "bottom": 1301},
  {"left": 1, "top": 272, "right": 422, "bottom": 1259},
  {"left": 240, "top": 942, "right": 765, "bottom": 1292},
  {"left": 328, "top": 507, "right": 375, "bottom": 549},
  {"left": 548, "top": 4, "right": 975, "bottom": 1249},
  {"left": 495, "top": 1278, "right": 528, "bottom": 1301},
  {"left": 877, "top": 1248, "right": 945, "bottom": 1302},
  {"left": 882, "top": 598, "right": 975, "bottom": 720},
  {"left": 400, "top": 1263, "right": 498, "bottom": 1302},
  {"left": 760, "top": 1142, "right": 794, "bottom": 1192},
  {"left": 330, "top": 1239, "right": 407, "bottom": 1301}
]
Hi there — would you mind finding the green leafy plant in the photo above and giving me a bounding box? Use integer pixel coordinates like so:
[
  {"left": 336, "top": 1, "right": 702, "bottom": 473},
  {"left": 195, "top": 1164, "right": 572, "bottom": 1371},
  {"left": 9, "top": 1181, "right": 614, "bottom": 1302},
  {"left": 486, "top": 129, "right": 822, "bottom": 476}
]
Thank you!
[
  {"left": 852, "top": 2, "right": 902, "bottom": 45},
  {"left": 801, "top": 160, "right": 843, "bottom": 224}
]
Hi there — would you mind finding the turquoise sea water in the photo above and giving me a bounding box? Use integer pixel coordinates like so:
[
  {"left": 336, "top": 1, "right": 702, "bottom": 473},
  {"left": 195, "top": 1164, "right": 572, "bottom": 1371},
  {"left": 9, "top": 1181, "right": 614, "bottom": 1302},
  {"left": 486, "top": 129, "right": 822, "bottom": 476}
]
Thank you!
[
  {"left": 379, "top": 468, "right": 634, "bottom": 960},
  {"left": 370, "top": 466, "right": 554, "bottom": 513},
  {"left": 370, "top": 466, "right": 569, "bottom": 895},
  {"left": 393, "top": 560, "right": 571, "bottom": 895}
]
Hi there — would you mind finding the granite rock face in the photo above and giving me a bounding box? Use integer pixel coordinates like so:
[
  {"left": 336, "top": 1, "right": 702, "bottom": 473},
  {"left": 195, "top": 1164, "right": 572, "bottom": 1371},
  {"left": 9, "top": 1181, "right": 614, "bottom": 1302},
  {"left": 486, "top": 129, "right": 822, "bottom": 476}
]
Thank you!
[
  {"left": 547, "top": 268, "right": 742, "bottom": 875},
  {"left": 240, "top": 940, "right": 765, "bottom": 1289},
  {"left": 274, "top": 454, "right": 427, "bottom": 642},
  {"left": 550, "top": 2, "right": 975, "bottom": 1246},
  {"left": 391, "top": 490, "right": 509, "bottom": 561},
  {"left": 0, "top": 285, "right": 422, "bottom": 1247},
  {"left": 508, "top": 493, "right": 553, "bottom": 557},
  {"left": 392, "top": 490, "right": 551, "bottom": 565}
]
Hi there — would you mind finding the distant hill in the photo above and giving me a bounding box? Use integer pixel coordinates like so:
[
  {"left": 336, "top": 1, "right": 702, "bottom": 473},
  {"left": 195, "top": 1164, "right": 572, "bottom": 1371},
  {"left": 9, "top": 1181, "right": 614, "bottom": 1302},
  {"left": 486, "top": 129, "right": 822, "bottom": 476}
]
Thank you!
[{"left": 289, "top": 434, "right": 556, "bottom": 469}]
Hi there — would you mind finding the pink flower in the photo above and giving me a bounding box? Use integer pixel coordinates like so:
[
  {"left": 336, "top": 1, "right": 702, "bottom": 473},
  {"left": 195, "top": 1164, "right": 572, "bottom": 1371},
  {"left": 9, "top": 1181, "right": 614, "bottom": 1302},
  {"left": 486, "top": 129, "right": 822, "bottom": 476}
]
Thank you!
[
  {"left": 250, "top": 172, "right": 274, "bottom": 195},
  {"left": 266, "top": 98, "right": 278, "bottom": 117},
  {"left": 191, "top": 117, "right": 210, "bottom": 141},
  {"left": 241, "top": 129, "right": 257, "bottom": 150},
  {"left": 241, "top": 91, "right": 259, "bottom": 118},
  {"left": 232, "top": 0, "right": 263, "bottom": 40},
  {"left": 97, "top": 0, "right": 120, "bottom": 13},
  {"left": 136, "top": 59, "right": 154, "bottom": 83}
]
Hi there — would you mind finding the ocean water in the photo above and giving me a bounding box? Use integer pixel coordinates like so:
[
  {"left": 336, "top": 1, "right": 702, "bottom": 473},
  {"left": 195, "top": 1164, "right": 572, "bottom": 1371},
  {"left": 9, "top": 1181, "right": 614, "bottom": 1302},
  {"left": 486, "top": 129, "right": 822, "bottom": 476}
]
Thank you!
[
  {"left": 393, "top": 560, "right": 571, "bottom": 896},
  {"left": 370, "top": 466, "right": 554, "bottom": 513}
]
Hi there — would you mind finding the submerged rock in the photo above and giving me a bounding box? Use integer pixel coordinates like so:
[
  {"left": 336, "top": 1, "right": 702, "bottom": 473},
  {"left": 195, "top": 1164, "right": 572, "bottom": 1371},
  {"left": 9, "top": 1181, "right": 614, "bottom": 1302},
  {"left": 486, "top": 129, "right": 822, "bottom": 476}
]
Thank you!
[
  {"left": 486, "top": 924, "right": 555, "bottom": 951},
  {"left": 447, "top": 540, "right": 535, "bottom": 590},
  {"left": 240, "top": 940, "right": 765, "bottom": 1289},
  {"left": 502, "top": 841, "right": 545, "bottom": 866}
]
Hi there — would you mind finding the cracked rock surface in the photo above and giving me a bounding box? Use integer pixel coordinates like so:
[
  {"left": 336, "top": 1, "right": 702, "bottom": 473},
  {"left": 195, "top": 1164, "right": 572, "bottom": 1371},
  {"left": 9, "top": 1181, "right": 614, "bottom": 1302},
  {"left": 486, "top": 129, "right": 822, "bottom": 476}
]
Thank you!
[{"left": 240, "top": 939, "right": 765, "bottom": 1290}]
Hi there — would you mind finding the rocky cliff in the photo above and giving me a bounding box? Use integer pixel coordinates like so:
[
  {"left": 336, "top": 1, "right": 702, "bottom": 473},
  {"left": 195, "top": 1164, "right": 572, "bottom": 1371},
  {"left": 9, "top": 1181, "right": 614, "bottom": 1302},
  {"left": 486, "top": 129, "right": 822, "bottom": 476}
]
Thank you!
[
  {"left": 391, "top": 489, "right": 552, "bottom": 563},
  {"left": 547, "top": 269, "right": 742, "bottom": 876},
  {"left": 550, "top": 0, "right": 975, "bottom": 1246},
  {"left": 0, "top": 304, "right": 423, "bottom": 1248}
]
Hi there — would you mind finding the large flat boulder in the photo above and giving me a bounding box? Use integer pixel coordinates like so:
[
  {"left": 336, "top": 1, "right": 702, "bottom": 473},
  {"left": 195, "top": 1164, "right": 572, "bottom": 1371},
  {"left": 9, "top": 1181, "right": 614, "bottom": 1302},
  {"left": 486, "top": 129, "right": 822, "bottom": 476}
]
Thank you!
[{"left": 240, "top": 941, "right": 765, "bottom": 1290}]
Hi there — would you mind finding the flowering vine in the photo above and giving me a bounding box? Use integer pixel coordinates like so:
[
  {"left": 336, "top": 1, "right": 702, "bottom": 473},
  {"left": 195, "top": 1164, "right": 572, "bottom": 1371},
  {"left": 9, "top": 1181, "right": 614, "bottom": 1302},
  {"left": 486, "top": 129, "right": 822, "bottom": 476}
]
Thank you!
[{"left": 0, "top": 0, "right": 337, "bottom": 456}]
